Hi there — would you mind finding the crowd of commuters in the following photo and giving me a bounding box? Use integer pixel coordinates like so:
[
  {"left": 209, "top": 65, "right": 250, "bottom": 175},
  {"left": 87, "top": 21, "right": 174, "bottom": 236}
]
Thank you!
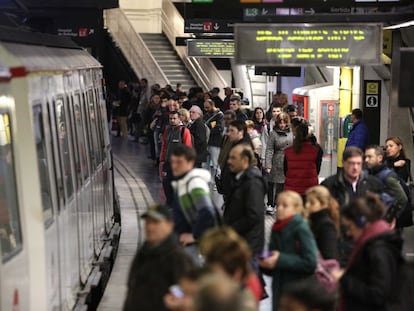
[{"left": 114, "top": 80, "right": 414, "bottom": 311}]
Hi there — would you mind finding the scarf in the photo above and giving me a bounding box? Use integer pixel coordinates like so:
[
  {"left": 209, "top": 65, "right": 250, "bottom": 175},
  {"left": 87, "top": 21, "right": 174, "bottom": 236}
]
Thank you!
[{"left": 272, "top": 215, "right": 295, "bottom": 231}]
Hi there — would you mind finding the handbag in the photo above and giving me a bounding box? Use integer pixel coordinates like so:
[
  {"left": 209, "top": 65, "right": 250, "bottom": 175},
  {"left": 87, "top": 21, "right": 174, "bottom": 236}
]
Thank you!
[{"left": 315, "top": 253, "right": 340, "bottom": 293}]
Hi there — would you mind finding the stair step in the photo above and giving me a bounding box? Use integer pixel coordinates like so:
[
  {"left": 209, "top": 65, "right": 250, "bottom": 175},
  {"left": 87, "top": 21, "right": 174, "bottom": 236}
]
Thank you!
[{"left": 138, "top": 32, "right": 196, "bottom": 87}]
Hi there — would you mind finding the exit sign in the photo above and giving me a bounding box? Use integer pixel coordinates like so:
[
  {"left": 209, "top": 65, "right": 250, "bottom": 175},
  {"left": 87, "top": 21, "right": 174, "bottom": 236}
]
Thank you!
[{"left": 192, "top": 0, "right": 214, "bottom": 3}]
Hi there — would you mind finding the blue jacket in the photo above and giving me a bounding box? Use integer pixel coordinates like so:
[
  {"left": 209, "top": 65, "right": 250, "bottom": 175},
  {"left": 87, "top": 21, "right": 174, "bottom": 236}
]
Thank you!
[{"left": 346, "top": 120, "right": 369, "bottom": 151}]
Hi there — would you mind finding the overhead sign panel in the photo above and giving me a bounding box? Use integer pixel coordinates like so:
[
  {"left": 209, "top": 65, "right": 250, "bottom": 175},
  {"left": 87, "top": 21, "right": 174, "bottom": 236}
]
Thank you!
[
  {"left": 187, "top": 39, "right": 235, "bottom": 57},
  {"left": 235, "top": 23, "right": 382, "bottom": 65}
]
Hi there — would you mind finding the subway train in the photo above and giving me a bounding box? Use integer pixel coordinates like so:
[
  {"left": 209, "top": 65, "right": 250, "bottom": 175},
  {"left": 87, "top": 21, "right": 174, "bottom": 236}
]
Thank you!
[{"left": 0, "top": 26, "right": 117, "bottom": 310}]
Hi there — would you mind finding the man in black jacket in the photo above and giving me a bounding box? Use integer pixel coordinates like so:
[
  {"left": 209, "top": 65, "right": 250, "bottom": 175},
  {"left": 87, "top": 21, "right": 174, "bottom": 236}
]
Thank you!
[
  {"left": 224, "top": 144, "right": 266, "bottom": 255},
  {"left": 204, "top": 99, "right": 224, "bottom": 176},
  {"left": 189, "top": 105, "right": 208, "bottom": 168},
  {"left": 321, "top": 146, "right": 384, "bottom": 266},
  {"left": 123, "top": 204, "right": 194, "bottom": 311}
]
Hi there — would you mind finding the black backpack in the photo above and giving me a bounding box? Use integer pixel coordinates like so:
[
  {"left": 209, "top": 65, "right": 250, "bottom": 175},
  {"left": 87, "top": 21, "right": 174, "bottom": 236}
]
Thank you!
[{"left": 376, "top": 168, "right": 413, "bottom": 227}]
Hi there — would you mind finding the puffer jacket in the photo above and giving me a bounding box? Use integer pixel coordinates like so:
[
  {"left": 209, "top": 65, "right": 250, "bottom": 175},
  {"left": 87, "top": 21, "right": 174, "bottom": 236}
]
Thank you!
[
  {"left": 284, "top": 141, "right": 323, "bottom": 195},
  {"left": 171, "top": 168, "right": 216, "bottom": 239}
]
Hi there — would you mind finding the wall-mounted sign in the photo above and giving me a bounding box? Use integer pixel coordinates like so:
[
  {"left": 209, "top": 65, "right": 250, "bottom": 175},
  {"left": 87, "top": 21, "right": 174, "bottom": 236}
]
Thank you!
[
  {"left": 235, "top": 23, "right": 382, "bottom": 65},
  {"left": 187, "top": 39, "right": 234, "bottom": 57}
]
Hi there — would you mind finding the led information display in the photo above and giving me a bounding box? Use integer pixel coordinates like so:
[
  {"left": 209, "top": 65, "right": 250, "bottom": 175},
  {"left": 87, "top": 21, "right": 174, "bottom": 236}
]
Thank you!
[
  {"left": 187, "top": 39, "right": 235, "bottom": 57},
  {"left": 235, "top": 24, "right": 382, "bottom": 65}
]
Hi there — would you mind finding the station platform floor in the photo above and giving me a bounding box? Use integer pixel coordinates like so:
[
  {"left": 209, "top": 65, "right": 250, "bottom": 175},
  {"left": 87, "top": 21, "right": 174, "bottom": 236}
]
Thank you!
[{"left": 98, "top": 134, "right": 414, "bottom": 310}]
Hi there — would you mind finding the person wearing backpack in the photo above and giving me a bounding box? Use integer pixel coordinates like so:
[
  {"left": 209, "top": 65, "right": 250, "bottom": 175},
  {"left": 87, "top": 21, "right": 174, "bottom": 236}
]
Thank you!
[
  {"left": 188, "top": 106, "right": 208, "bottom": 168},
  {"left": 160, "top": 111, "right": 193, "bottom": 205},
  {"left": 365, "top": 145, "right": 409, "bottom": 227},
  {"left": 333, "top": 193, "right": 402, "bottom": 311}
]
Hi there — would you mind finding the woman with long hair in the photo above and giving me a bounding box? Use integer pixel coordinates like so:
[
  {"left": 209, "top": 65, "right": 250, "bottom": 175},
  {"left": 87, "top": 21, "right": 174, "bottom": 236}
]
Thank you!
[
  {"left": 264, "top": 112, "right": 293, "bottom": 215},
  {"left": 284, "top": 118, "right": 323, "bottom": 197},
  {"left": 305, "top": 185, "right": 340, "bottom": 260},
  {"left": 251, "top": 107, "right": 266, "bottom": 135},
  {"left": 385, "top": 136, "right": 411, "bottom": 182}
]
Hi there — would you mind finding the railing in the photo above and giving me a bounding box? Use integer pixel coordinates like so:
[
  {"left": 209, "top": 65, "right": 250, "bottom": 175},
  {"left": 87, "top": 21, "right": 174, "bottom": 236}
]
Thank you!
[
  {"left": 161, "top": 0, "right": 228, "bottom": 92},
  {"left": 104, "top": 8, "right": 169, "bottom": 86}
]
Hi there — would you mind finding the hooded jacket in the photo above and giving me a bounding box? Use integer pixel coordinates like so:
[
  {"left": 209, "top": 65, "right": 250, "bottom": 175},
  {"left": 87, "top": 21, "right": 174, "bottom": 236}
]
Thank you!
[
  {"left": 224, "top": 166, "right": 266, "bottom": 254},
  {"left": 171, "top": 169, "right": 215, "bottom": 239}
]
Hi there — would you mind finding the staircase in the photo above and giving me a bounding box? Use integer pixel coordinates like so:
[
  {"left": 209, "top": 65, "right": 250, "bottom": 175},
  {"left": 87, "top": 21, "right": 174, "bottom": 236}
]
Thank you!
[{"left": 140, "top": 33, "right": 196, "bottom": 91}]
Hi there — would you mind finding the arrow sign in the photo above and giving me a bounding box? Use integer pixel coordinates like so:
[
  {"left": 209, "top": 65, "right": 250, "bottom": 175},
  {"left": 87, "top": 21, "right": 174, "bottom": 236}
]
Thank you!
[
  {"left": 304, "top": 8, "right": 315, "bottom": 15},
  {"left": 262, "top": 8, "right": 269, "bottom": 15},
  {"left": 213, "top": 23, "right": 220, "bottom": 31}
]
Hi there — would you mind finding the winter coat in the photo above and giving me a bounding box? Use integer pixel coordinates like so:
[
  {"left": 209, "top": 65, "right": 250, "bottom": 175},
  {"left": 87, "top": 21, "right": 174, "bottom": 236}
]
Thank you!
[
  {"left": 345, "top": 120, "right": 369, "bottom": 151},
  {"left": 268, "top": 214, "right": 318, "bottom": 311},
  {"left": 321, "top": 171, "right": 384, "bottom": 266},
  {"left": 321, "top": 170, "right": 384, "bottom": 209},
  {"left": 284, "top": 141, "right": 323, "bottom": 195},
  {"left": 309, "top": 209, "right": 339, "bottom": 260},
  {"left": 386, "top": 154, "right": 411, "bottom": 182},
  {"left": 189, "top": 118, "right": 208, "bottom": 165},
  {"left": 204, "top": 109, "right": 224, "bottom": 147},
  {"left": 123, "top": 234, "right": 194, "bottom": 311},
  {"left": 171, "top": 169, "right": 216, "bottom": 239},
  {"left": 265, "top": 127, "right": 293, "bottom": 184},
  {"left": 160, "top": 125, "right": 193, "bottom": 162},
  {"left": 340, "top": 232, "right": 402, "bottom": 311},
  {"left": 224, "top": 166, "right": 266, "bottom": 255}
]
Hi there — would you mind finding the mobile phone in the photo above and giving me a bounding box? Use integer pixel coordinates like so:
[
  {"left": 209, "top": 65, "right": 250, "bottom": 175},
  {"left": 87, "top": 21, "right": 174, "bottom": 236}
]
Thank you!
[{"left": 169, "top": 285, "right": 184, "bottom": 298}]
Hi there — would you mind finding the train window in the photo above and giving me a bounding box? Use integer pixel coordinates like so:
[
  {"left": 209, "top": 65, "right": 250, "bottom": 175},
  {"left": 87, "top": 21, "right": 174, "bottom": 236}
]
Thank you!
[
  {"left": 88, "top": 90, "right": 101, "bottom": 166},
  {"left": 66, "top": 95, "right": 80, "bottom": 191},
  {"left": 73, "top": 94, "right": 89, "bottom": 181},
  {"left": 32, "top": 105, "right": 54, "bottom": 223},
  {"left": 54, "top": 98, "right": 74, "bottom": 200},
  {"left": 0, "top": 112, "right": 23, "bottom": 262}
]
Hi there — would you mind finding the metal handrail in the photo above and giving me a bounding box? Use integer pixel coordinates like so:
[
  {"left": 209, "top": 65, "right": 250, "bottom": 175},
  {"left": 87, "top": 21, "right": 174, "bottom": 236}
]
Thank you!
[
  {"left": 104, "top": 8, "right": 169, "bottom": 86},
  {"left": 161, "top": 0, "right": 228, "bottom": 92}
]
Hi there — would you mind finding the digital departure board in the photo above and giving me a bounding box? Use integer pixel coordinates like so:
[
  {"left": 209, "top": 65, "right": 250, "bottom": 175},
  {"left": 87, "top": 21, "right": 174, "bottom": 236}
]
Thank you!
[
  {"left": 187, "top": 39, "right": 235, "bottom": 57},
  {"left": 235, "top": 24, "right": 382, "bottom": 65}
]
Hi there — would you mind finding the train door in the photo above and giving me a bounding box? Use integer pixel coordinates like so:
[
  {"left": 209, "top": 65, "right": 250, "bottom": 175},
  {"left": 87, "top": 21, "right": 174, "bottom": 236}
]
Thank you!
[
  {"left": 93, "top": 81, "right": 111, "bottom": 234},
  {"left": 70, "top": 91, "right": 94, "bottom": 284},
  {"left": 0, "top": 95, "right": 29, "bottom": 310},
  {"left": 48, "top": 77, "right": 80, "bottom": 309},
  {"left": 97, "top": 77, "right": 114, "bottom": 229},
  {"left": 31, "top": 91, "right": 61, "bottom": 311},
  {"left": 88, "top": 87, "right": 105, "bottom": 249}
]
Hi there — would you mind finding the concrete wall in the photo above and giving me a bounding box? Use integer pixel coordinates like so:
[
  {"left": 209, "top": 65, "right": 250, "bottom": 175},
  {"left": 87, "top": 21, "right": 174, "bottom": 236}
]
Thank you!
[{"left": 120, "top": 0, "right": 162, "bottom": 33}]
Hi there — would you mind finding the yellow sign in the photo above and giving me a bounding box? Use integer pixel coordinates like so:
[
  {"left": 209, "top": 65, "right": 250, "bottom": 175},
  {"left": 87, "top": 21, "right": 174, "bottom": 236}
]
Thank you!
[{"left": 366, "top": 82, "right": 379, "bottom": 95}]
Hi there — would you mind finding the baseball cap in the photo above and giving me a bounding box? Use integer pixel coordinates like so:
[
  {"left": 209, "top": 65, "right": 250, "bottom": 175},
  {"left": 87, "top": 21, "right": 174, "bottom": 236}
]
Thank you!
[
  {"left": 230, "top": 94, "right": 241, "bottom": 101},
  {"left": 141, "top": 204, "right": 173, "bottom": 221}
]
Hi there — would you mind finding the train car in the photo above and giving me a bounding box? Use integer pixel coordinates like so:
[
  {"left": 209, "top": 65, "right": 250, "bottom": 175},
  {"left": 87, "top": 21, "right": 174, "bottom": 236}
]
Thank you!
[
  {"left": 0, "top": 26, "right": 116, "bottom": 310},
  {"left": 292, "top": 83, "right": 340, "bottom": 179}
]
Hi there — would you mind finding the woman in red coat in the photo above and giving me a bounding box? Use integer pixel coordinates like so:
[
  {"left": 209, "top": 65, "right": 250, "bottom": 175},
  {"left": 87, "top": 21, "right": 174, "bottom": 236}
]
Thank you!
[{"left": 284, "top": 118, "right": 323, "bottom": 198}]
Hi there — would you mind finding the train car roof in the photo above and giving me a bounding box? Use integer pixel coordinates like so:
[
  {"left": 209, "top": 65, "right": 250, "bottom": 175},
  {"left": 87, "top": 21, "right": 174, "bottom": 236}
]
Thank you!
[{"left": 0, "top": 26, "right": 101, "bottom": 74}]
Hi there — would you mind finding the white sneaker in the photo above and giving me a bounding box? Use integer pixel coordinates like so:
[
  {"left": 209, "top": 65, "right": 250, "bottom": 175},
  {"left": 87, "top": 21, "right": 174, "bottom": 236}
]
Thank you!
[{"left": 266, "top": 205, "right": 275, "bottom": 215}]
